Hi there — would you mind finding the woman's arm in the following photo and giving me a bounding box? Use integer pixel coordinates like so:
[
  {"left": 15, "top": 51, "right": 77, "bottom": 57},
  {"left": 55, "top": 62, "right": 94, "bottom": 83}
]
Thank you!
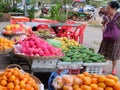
[{"left": 115, "top": 15, "right": 120, "bottom": 29}]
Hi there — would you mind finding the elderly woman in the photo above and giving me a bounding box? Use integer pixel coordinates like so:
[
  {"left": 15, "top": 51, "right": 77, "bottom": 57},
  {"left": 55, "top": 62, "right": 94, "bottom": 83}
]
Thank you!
[{"left": 99, "top": 1, "right": 120, "bottom": 75}]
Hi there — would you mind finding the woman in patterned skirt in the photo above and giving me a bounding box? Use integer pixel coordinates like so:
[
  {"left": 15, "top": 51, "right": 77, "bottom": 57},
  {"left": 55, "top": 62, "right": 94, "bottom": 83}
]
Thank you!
[{"left": 99, "top": 1, "right": 120, "bottom": 75}]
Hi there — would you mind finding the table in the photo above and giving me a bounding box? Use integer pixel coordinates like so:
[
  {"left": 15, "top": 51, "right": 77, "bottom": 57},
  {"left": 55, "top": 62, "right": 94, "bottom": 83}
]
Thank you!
[
  {"left": 50, "top": 22, "right": 80, "bottom": 27},
  {"left": 22, "top": 22, "right": 80, "bottom": 33},
  {"left": 22, "top": 22, "right": 51, "bottom": 28},
  {"left": 10, "top": 16, "right": 30, "bottom": 24},
  {"left": 50, "top": 22, "right": 80, "bottom": 34},
  {"left": 22, "top": 22, "right": 80, "bottom": 27}
]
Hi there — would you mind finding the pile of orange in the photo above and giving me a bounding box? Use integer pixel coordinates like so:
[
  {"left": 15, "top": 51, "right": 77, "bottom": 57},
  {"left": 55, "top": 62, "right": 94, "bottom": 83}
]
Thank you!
[
  {"left": 0, "top": 37, "right": 14, "bottom": 51},
  {"left": 0, "top": 68, "right": 38, "bottom": 90},
  {"left": 55, "top": 72, "right": 120, "bottom": 90}
]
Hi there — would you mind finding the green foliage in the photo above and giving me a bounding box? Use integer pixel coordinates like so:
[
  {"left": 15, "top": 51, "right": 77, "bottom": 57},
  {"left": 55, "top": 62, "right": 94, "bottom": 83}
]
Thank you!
[
  {"left": 0, "top": 13, "right": 3, "bottom": 21},
  {"left": 9, "top": 6, "right": 23, "bottom": 13},
  {"left": 0, "top": 2, "right": 11, "bottom": 13},
  {"left": 49, "top": 2, "right": 67, "bottom": 22},
  {"left": 28, "top": 6, "right": 37, "bottom": 20}
]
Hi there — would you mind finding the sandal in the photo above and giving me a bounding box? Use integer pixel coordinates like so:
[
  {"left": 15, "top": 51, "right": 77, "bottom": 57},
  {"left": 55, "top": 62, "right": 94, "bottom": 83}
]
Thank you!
[{"left": 111, "top": 70, "right": 117, "bottom": 75}]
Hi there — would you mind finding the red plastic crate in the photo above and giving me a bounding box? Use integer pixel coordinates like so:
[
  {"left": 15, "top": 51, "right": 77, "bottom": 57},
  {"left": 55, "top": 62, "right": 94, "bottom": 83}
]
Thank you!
[
  {"left": 57, "top": 68, "right": 80, "bottom": 75},
  {"left": 69, "top": 68, "right": 80, "bottom": 75}
]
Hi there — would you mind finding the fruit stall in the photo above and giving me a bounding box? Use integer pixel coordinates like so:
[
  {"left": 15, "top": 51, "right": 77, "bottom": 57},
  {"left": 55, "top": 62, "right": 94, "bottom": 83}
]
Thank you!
[{"left": 0, "top": 21, "right": 120, "bottom": 90}]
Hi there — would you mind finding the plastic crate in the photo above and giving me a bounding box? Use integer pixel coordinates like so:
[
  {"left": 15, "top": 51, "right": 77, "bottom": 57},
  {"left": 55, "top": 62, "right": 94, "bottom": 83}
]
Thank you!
[
  {"left": 69, "top": 68, "right": 80, "bottom": 75},
  {"left": 57, "top": 61, "right": 83, "bottom": 69},
  {"left": 32, "top": 60, "right": 58, "bottom": 69},
  {"left": 83, "top": 62, "right": 107, "bottom": 75},
  {"left": 57, "top": 61, "right": 83, "bottom": 74}
]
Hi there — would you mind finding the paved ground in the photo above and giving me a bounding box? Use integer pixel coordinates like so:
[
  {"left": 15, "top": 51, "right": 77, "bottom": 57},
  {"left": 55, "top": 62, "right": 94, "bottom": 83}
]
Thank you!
[{"left": 0, "top": 21, "right": 120, "bottom": 82}]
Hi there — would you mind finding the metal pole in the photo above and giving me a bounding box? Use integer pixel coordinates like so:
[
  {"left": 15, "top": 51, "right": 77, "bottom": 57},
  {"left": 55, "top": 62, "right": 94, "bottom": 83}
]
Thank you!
[{"left": 23, "top": 0, "right": 28, "bottom": 16}]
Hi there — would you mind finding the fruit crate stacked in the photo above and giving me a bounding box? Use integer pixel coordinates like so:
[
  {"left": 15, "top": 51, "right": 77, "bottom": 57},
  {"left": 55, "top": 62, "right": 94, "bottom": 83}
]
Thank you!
[
  {"left": 82, "top": 53, "right": 107, "bottom": 75},
  {"left": 32, "top": 59, "right": 58, "bottom": 72},
  {"left": 57, "top": 41, "right": 107, "bottom": 75},
  {"left": 57, "top": 61, "right": 83, "bottom": 75}
]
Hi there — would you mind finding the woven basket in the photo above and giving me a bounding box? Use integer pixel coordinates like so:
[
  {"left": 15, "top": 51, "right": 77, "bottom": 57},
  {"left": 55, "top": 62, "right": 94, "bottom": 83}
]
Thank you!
[
  {"left": 3, "top": 32, "right": 25, "bottom": 37},
  {"left": 0, "top": 48, "right": 13, "bottom": 55},
  {"left": 37, "top": 34, "right": 56, "bottom": 39},
  {"left": 13, "top": 51, "right": 64, "bottom": 60},
  {"left": 0, "top": 64, "right": 41, "bottom": 84}
]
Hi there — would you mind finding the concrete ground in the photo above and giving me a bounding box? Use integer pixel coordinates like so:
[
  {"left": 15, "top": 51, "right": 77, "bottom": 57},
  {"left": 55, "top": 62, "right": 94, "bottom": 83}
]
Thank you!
[{"left": 0, "top": 21, "right": 120, "bottom": 79}]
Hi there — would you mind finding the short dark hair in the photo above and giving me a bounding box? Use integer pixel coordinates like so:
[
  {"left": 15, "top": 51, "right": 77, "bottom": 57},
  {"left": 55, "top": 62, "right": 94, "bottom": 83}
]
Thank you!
[
  {"left": 108, "top": 1, "right": 119, "bottom": 10},
  {"left": 71, "top": 14, "right": 78, "bottom": 18}
]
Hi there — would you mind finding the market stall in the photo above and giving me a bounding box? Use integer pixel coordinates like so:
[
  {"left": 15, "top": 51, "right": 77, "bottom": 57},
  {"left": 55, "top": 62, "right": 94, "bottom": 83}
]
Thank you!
[{"left": 0, "top": 20, "right": 116, "bottom": 90}]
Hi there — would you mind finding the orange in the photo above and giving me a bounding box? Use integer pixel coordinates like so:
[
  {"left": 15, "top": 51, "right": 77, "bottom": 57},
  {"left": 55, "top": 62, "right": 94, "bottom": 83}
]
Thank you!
[
  {"left": 97, "top": 75, "right": 106, "bottom": 83},
  {"left": 3, "top": 87, "right": 8, "bottom": 90},
  {"left": 21, "top": 89, "right": 26, "bottom": 90},
  {"left": 90, "top": 84, "right": 98, "bottom": 90},
  {"left": 20, "top": 81, "right": 26, "bottom": 88},
  {"left": 2, "top": 76, "right": 7, "bottom": 80},
  {"left": 92, "top": 73, "right": 98, "bottom": 78},
  {"left": 0, "top": 80, "right": 7, "bottom": 86},
  {"left": 73, "top": 85, "right": 79, "bottom": 89},
  {"left": 25, "top": 85, "right": 31, "bottom": 90},
  {"left": 14, "top": 79, "right": 20, "bottom": 85},
  {"left": 13, "top": 68, "right": 19, "bottom": 72},
  {"left": 105, "top": 87, "right": 113, "bottom": 90},
  {"left": 77, "top": 74, "right": 85, "bottom": 80},
  {"left": 97, "top": 87, "right": 104, "bottom": 90},
  {"left": 105, "top": 78, "right": 115, "bottom": 86},
  {"left": 14, "top": 85, "right": 20, "bottom": 90},
  {"left": 63, "top": 85, "right": 73, "bottom": 90},
  {"left": 9, "top": 68, "right": 14, "bottom": 73},
  {"left": 6, "top": 72, "right": 12, "bottom": 78},
  {"left": 7, "top": 82, "right": 14, "bottom": 89},
  {"left": 13, "top": 71, "right": 19, "bottom": 77},
  {"left": 73, "top": 76, "right": 82, "bottom": 86},
  {"left": 23, "top": 78, "right": 28, "bottom": 83},
  {"left": 19, "top": 74, "right": 24, "bottom": 80},
  {"left": 33, "top": 84, "right": 39, "bottom": 90},
  {"left": 83, "top": 77, "right": 91, "bottom": 85},
  {"left": 24, "top": 73, "right": 30, "bottom": 77},
  {"left": 98, "top": 83, "right": 106, "bottom": 89},
  {"left": 9, "top": 75, "right": 16, "bottom": 82},
  {"left": 106, "top": 74, "right": 119, "bottom": 82},
  {"left": 0, "top": 85, "right": 3, "bottom": 90},
  {"left": 91, "top": 78, "right": 98, "bottom": 84},
  {"left": 83, "top": 72, "right": 91, "bottom": 77},
  {"left": 113, "top": 82, "right": 120, "bottom": 90},
  {"left": 27, "top": 80, "right": 34, "bottom": 87},
  {"left": 81, "top": 85, "right": 92, "bottom": 90}
]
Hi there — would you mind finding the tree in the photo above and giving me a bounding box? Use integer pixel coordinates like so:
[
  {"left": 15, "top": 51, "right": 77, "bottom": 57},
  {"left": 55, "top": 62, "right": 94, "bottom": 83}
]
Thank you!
[{"left": 86, "top": 0, "right": 90, "bottom": 4}]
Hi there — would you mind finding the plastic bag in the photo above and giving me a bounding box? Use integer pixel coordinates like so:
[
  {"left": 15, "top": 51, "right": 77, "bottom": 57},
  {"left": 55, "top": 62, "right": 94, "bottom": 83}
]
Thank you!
[
  {"left": 52, "top": 76, "right": 63, "bottom": 89},
  {"left": 47, "top": 39, "right": 62, "bottom": 48},
  {"left": 48, "top": 70, "right": 69, "bottom": 90}
]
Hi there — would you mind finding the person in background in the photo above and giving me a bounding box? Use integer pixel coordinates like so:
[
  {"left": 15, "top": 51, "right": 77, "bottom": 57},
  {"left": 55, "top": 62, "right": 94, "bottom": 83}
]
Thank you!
[
  {"left": 79, "top": 7, "right": 84, "bottom": 13},
  {"left": 71, "top": 14, "right": 78, "bottom": 21},
  {"left": 98, "top": 1, "right": 120, "bottom": 75},
  {"left": 38, "top": 2, "right": 41, "bottom": 8}
]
